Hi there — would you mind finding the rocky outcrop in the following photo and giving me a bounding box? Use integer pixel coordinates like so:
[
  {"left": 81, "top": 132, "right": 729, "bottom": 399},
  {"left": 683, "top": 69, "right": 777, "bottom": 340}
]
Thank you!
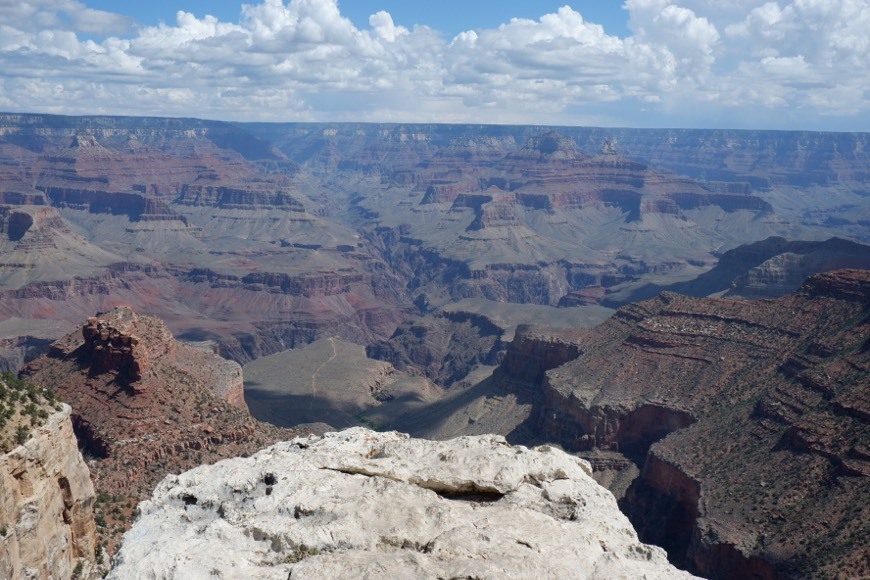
[
  {"left": 75, "top": 312, "right": 242, "bottom": 410},
  {"left": 528, "top": 270, "right": 870, "bottom": 578},
  {"left": 109, "top": 428, "right": 698, "bottom": 579},
  {"left": 22, "top": 308, "right": 308, "bottom": 556},
  {"left": 0, "top": 405, "right": 96, "bottom": 579},
  {"left": 503, "top": 325, "right": 586, "bottom": 382},
  {"left": 80, "top": 316, "right": 151, "bottom": 389}
]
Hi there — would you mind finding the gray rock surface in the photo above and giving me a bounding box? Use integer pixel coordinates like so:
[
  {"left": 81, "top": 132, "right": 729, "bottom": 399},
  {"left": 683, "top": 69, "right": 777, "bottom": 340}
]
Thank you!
[{"left": 110, "top": 428, "right": 697, "bottom": 579}]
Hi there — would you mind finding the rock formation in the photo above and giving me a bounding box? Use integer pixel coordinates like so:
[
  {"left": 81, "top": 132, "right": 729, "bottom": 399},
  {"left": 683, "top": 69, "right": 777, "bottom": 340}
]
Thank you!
[
  {"left": 529, "top": 269, "right": 870, "bottom": 578},
  {"left": 21, "top": 307, "right": 312, "bottom": 555},
  {"left": 1, "top": 114, "right": 868, "bottom": 372},
  {"left": 0, "top": 404, "right": 97, "bottom": 579},
  {"left": 610, "top": 236, "right": 870, "bottom": 305},
  {"left": 109, "top": 428, "right": 698, "bottom": 579}
]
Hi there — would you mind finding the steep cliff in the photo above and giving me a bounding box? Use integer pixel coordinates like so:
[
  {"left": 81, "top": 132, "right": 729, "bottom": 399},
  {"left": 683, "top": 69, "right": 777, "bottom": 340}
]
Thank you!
[
  {"left": 532, "top": 269, "right": 869, "bottom": 578},
  {"left": 109, "top": 428, "right": 698, "bottom": 579},
  {"left": 0, "top": 402, "right": 96, "bottom": 579},
  {"left": 427, "top": 271, "right": 867, "bottom": 576}
]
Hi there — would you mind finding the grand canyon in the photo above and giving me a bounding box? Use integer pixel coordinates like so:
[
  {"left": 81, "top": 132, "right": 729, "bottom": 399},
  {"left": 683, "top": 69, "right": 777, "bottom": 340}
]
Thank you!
[{"left": 1, "top": 113, "right": 868, "bottom": 579}]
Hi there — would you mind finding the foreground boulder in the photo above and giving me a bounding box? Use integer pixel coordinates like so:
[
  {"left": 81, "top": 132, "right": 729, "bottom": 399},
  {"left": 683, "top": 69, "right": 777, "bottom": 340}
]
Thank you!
[{"left": 110, "top": 428, "right": 697, "bottom": 579}]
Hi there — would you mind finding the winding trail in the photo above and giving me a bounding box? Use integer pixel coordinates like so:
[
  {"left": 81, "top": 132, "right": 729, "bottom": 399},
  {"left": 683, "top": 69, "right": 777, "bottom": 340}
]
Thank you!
[{"left": 310, "top": 337, "right": 338, "bottom": 408}]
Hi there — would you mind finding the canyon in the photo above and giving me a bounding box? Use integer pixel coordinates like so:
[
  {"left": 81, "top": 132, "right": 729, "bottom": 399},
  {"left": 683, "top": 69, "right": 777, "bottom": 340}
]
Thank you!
[
  {"left": 500, "top": 269, "right": 869, "bottom": 578},
  {"left": 1, "top": 114, "right": 868, "bottom": 370},
  {"left": 1, "top": 113, "right": 868, "bottom": 578}
]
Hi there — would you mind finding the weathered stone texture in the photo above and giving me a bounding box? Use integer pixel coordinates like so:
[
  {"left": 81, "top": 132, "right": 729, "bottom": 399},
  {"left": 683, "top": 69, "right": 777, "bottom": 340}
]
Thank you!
[
  {"left": 0, "top": 405, "right": 96, "bottom": 579},
  {"left": 110, "top": 428, "right": 698, "bottom": 579}
]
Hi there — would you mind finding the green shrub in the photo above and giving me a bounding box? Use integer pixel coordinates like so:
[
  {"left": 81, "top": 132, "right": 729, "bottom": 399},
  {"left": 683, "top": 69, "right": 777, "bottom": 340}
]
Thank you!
[{"left": 15, "top": 425, "right": 29, "bottom": 445}]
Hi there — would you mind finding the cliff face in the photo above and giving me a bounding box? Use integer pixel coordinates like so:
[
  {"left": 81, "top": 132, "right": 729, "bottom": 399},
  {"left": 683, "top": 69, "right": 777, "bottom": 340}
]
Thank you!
[
  {"left": 0, "top": 404, "right": 96, "bottom": 579},
  {"left": 109, "top": 428, "right": 698, "bottom": 579},
  {"left": 503, "top": 324, "right": 588, "bottom": 383},
  {"left": 529, "top": 269, "right": 870, "bottom": 578}
]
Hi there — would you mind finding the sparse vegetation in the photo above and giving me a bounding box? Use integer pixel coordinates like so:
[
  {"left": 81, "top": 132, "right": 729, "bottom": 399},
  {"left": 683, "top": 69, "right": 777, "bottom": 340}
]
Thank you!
[
  {"left": 283, "top": 546, "right": 320, "bottom": 564},
  {"left": 356, "top": 414, "right": 383, "bottom": 431},
  {"left": 0, "top": 372, "right": 58, "bottom": 451}
]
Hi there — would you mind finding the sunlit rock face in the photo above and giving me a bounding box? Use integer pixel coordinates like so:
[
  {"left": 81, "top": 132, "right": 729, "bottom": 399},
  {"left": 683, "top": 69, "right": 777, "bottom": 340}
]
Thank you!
[
  {"left": 0, "top": 405, "right": 97, "bottom": 580},
  {"left": 110, "top": 428, "right": 698, "bottom": 579}
]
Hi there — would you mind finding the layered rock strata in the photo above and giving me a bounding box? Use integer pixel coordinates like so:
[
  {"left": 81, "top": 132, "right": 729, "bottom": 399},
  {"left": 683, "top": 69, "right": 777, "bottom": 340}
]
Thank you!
[
  {"left": 614, "top": 236, "right": 870, "bottom": 305},
  {"left": 109, "top": 428, "right": 698, "bottom": 579},
  {"left": 21, "top": 307, "right": 309, "bottom": 554},
  {"left": 0, "top": 404, "right": 96, "bottom": 579},
  {"left": 531, "top": 269, "right": 870, "bottom": 578}
]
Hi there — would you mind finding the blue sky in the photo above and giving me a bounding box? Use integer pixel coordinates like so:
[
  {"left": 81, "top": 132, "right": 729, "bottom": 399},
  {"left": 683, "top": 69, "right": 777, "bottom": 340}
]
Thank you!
[
  {"left": 1, "top": 1, "right": 867, "bottom": 130},
  {"left": 84, "top": 1, "right": 634, "bottom": 39}
]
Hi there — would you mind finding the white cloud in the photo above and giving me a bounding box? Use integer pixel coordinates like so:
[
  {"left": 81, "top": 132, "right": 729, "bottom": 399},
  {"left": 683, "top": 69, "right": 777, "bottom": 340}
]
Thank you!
[
  {"left": 0, "top": 0, "right": 132, "bottom": 34},
  {"left": 0, "top": 0, "right": 866, "bottom": 129}
]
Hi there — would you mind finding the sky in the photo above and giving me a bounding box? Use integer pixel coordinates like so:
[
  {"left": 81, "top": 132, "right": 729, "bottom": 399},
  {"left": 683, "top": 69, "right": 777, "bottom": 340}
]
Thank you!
[{"left": 0, "top": 0, "right": 868, "bottom": 130}]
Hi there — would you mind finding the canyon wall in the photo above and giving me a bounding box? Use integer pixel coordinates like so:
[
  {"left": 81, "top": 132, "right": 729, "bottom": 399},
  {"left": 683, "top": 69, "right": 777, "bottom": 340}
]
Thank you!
[
  {"left": 505, "top": 270, "right": 870, "bottom": 578},
  {"left": 0, "top": 405, "right": 96, "bottom": 579}
]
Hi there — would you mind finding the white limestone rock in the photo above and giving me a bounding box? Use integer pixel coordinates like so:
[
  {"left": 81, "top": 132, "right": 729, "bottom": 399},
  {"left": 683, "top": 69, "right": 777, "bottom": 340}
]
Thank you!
[{"left": 110, "top": 428, "right": 698, "bottom": 579}]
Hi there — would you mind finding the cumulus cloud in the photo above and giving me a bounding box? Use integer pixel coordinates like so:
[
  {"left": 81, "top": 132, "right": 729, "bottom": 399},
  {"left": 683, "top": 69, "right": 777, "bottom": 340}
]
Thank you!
[{"left": 0, "top": 0, "right": 866, "bottom": 129}]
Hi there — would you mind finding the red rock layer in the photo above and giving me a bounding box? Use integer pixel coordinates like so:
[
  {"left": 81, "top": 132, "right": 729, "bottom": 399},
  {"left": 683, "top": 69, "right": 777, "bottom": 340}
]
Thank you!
[
  {"left": 22, "top": 307, "right": 305, "bottom": 498},
  {"left": 529, "top": 269, "right": 869, "bottom": 578}
]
